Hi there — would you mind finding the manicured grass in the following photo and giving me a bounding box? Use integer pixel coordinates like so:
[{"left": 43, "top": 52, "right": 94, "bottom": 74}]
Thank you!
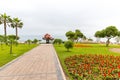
[
  {"left": 0, "top": 44, "right": 38, "bottom": 67},
  {"left": 54, "top": 43, "right": 120, "bottom": 79}
]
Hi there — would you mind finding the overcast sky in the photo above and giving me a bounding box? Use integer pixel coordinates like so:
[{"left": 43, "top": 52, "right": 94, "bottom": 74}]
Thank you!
[{"left": 0, "top": 0, "right": 120, "bottom": 41}]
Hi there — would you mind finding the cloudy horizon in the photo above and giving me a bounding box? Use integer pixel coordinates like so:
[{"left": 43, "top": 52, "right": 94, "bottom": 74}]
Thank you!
[{"left": 0, "top": 0, "right": 120, "bottom": 41}]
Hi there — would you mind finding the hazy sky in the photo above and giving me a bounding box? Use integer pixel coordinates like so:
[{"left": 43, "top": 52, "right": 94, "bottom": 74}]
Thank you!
[{"left": 0, "top": 0, "right": 120, "bottom": 40}]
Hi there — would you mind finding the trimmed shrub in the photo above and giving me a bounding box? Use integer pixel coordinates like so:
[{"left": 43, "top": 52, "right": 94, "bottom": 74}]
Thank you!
[{"left": 64, "top": 40, "right": 73, "bottom": 51}]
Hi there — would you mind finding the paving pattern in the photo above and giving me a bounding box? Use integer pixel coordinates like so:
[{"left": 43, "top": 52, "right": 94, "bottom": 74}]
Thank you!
[{"left": 0, "top": 44, "right": 66, "bottom": 80}]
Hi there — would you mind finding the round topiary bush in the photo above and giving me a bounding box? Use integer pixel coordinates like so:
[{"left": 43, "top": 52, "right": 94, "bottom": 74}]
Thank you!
[{"left": 64, "top": 40, "right": 74, "bottom": 51}]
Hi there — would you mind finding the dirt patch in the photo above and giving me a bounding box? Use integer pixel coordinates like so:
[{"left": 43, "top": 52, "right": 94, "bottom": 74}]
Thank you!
[{"left": 109, "top": 48, "right": 120, "bottom": 53}]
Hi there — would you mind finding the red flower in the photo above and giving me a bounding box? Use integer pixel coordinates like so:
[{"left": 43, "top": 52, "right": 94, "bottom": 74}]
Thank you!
[
  {"left": 112, "top": 67, "right": 114, "bottom": 70},
  {"left": 118, "top": 72, "right": 120, "bottom": 77},
  {"left": 118, "top": 65, "right": 120, "bottom": 69},
  {"left": 65, "top": 54, "right": 120, "bottom": 79},
  {"left": 103, "top": 73, "right": 106, "bottom": 77}
]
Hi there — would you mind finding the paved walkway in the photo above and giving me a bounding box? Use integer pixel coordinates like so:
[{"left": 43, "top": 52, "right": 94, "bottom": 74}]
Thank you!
[{"left": 0, "top": 44, "right": 66, "bottom": 80}]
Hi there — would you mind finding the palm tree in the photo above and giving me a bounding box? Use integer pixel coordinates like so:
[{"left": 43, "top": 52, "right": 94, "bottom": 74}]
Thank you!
[
  {"left": 7, "top": 35, "right": 17, "bottom": 54},
  {"left": 0, "top": 13, "right": 12, "bottom": 43},
  {"left": 11, "top": 17, "right": 23, "bottom": 40}
]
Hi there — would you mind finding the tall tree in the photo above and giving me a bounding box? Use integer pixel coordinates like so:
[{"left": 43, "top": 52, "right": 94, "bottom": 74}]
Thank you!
[
  {"left": 74, "top": 29, "right": 84, "bottom": 42},
  {"left": 94, "top": 26, "right": 119, "bottom": 47},
  {"left": 65, "top": 31, "right": 75, "bottom": 41},
  {"left": 10, "top": 18, "right": 23, "bottom": 40},
  {"left": 94, "top": 31, "right": 102, "bottom": 42},
  {"left": 26, "top": 39, "right": 32, "bottom": 45},
  {"left": 0, "top": 13, "right": 12, "bottom": 43},
  {"left": 7, "top": 35, "right": 18, "bottom": 54},
  {"left": 65, "top": 29, "right": 85, "bottom": 42},
  {"left": 33, "top": 39, "right": 39, "bottom": 44}
]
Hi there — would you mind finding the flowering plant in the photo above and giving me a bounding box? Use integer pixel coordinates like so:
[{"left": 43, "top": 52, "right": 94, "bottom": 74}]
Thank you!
[{"left": 65, "top": 54, "right": 120, "bottom": 80}]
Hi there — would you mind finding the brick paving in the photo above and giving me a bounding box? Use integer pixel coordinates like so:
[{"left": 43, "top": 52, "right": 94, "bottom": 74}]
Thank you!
[{"left": 0, "top": 44, "right": 66, "bottom": 80}]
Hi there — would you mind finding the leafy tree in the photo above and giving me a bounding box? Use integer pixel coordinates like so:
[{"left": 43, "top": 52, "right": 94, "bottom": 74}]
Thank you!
[
  {"left": 81, "top": 35, "right": 87, "bottom": 42},
  {"left": 33, "top": 39, "right": 39, "bottom": 44},
  {"left": 26, "top": 39, "right": 32, "bottom": 45},
  {"left": 10, "top": 17, "right": 23, "bottom": 40},
  {"left": 64, "top": 40, "right": 74, "bottom": 51},
  {"left": 94, "top": 31, "right": 102, "bottom": 42},
  {"left": 0, "top": 13, "right": 12, "bottom": 43},
  {"left": 53, "top": 39, "right": 62, "bottom": 45},
  {"left": 118, "top": 31, "right": 120, "bottom": 36},
  {"left": 43, "top": 33, "right": 54, "bottom": 43},
  {"left": 95, "top": 26, "right": 119, "bottom": 47},
  {"left": 7, "top": 35, "right": 18, "bottom": 54},
  {"left": 95, "top": 31, "right": 101, "bottom": 37},
  {"left": 65, "top": 29, "right": 85, "bottom": 42},
  {"left": 65, "top": 31, "right": 75, "bottom": 41},
  {"left": 74, "top": 29, "right": 83, "bottom": 42}
]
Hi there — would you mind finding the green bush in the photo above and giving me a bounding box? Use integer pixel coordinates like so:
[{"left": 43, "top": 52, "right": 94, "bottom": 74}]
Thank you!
[
  {"left": 53, "top": 39, "right": 62, "bottom": 45},
  {"left": 64, "top": 40, "right": 73, "bottom": 51}
]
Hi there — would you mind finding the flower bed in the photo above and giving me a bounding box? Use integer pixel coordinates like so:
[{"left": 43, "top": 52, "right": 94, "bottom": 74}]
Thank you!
[
  {"left": 64, "top": 54, "right": 120, "bottom": 80},
  {"left": 74, "top": 44, "right": 91, "bottom": 48}
]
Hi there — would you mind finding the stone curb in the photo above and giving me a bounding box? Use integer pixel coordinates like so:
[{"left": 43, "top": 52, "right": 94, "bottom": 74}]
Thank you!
[{"left": 52, "top": 44, "right": 66, "bottom": 80}]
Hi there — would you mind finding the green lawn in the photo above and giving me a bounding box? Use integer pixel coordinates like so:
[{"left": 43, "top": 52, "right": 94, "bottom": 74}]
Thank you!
[
  {"left": 54, "top": 43, "right": 120, "bottom": 79},
  {"left": 0, "top": 44, "right": 38, "bottom": 67}
]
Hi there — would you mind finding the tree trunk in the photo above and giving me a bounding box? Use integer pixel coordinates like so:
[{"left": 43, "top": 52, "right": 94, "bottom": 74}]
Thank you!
[
  {"left": 106, "top": 38, "right": 110, "bottom": 47},
  {"left": 16, "top": 27, "right": 18, "bottom": 40},
  {"left": 4, "top": 19, "right": 7, "bottom": 44},
  {"left": 10, "top": 40, "right": 12, "bottom": 54},
  {"left": 15, "top": 27, "right": 18, "bottom": 46},
  {"left": 46, "top": 39, "right": 49, "bottom": 44}
]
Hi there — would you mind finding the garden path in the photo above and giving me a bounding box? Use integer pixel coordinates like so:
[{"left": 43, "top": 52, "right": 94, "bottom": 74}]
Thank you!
[{"left": 0, "top": 44, "right": 66, "bottom": 80}]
